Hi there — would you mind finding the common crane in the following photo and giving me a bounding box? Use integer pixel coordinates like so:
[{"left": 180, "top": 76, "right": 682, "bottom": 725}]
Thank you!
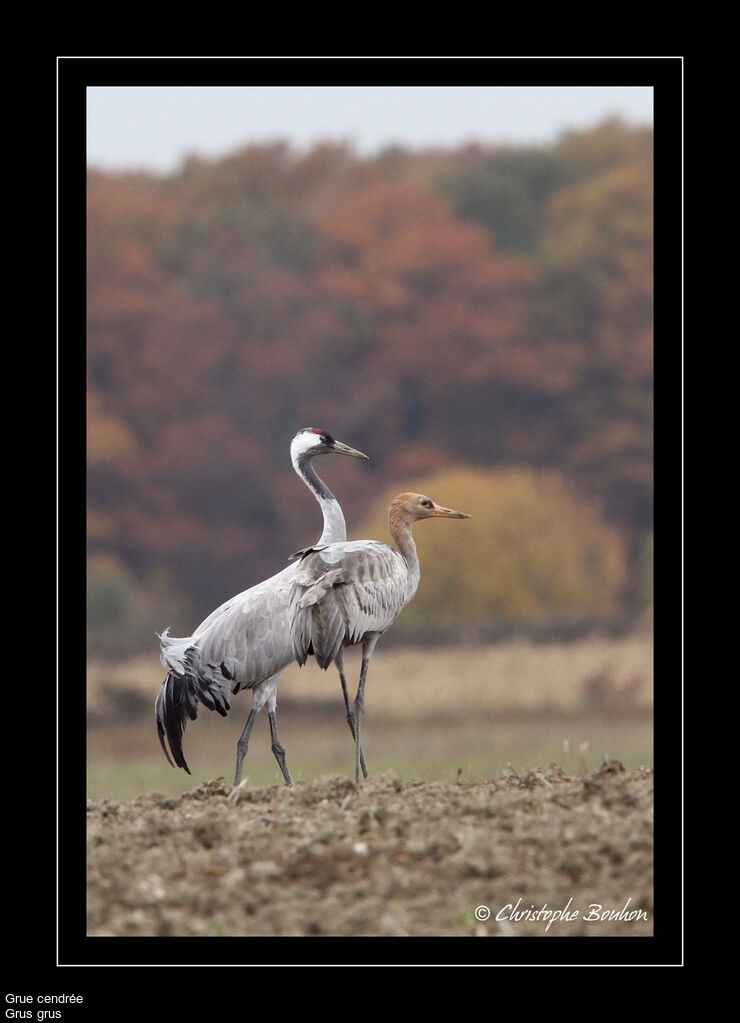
[
  {"left": 290, "top": 491, "right": 471, "bottom": 784},
  {"left": 156, "top": 428, "right": 369, "bottom": 787}
]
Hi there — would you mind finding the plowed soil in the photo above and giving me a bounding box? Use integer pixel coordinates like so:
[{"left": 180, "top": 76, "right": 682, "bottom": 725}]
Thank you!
[{"left": 86, "top": 761, "right": 653, "bottom": 939}]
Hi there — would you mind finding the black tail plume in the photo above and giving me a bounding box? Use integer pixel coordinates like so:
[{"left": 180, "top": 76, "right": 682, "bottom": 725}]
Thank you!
[
  {"left": 155, "top": 668, "right": 232, "bottom": 774},
  {"left": 155, "top": 672, "right": 198, "bottom": 774}
]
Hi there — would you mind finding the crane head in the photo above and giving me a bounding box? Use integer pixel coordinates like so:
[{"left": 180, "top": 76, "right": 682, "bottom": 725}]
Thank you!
[
  {"left": 391, "top": 492, "right": 472, "bottom": 523},
  {"left": 291, "top": 428, "right": 369, "bottom": 463}
]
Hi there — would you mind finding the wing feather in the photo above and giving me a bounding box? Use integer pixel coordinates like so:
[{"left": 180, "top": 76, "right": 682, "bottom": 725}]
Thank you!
[{"left": 289, "top": 540, "right": 415, "bottom": 669}]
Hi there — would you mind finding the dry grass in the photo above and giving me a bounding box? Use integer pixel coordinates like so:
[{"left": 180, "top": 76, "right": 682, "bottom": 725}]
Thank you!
[
  {"left": 87, "top": 634, "right": 653, "bottom": 800},
  {"left": 88, "top": 633, "right": 652, "bottom": 721}
]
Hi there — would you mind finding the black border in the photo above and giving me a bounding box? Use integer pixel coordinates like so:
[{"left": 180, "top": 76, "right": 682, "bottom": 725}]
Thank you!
[{"left": 55, "top": 56, "right": 682, "bottom": 1003}]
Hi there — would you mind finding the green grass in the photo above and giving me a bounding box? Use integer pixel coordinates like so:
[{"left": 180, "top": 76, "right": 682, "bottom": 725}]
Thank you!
[
  {"left": 87, "top": 713, "right": 653, "bottom": 801},
  {"left": 88, "top": 637, "right": 653, "bottom": 800}
]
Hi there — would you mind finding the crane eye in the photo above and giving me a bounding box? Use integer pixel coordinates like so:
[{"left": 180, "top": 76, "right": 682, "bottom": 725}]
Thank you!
[{"left": 420, "top": 498, "right": 433, "bottom": 508}]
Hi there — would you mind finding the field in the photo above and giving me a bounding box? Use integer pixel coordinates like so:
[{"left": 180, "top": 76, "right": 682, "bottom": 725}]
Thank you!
[{"left": 86, "top": 633, "right": 654, "bottom": 940}]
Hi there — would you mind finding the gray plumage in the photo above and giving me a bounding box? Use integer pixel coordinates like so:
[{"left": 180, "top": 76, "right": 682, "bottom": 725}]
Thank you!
[
  {"left": 290, "top": 492, "right": 471, "bottom": 783},
  {"left": 155, "top": 428, "right": 369, "bottom": 785},
  {"left": 291, "top": 541, "right": 413, "bottom": 669}
]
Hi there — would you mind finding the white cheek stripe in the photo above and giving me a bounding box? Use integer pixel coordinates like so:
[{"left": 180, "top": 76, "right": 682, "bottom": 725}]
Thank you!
[{"left": 290, "top": 431, "right": 322, "bottom": 464}]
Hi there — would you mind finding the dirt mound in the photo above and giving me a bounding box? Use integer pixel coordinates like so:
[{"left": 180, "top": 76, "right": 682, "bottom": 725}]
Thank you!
[{"left": 87, "top": 761, "right": 652, "bottom": 939}]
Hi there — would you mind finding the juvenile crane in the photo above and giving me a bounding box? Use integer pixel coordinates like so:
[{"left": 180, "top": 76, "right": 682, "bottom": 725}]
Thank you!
[
  {"left": 156, "top": 428, "right": 369, "bottom": 787},
  {"left": 290, "top": 491, "right": 471, "bottom": 784}
]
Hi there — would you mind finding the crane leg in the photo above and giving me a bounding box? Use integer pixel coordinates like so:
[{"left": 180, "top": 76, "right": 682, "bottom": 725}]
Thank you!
[
  {"left": 234, "top": 708, "right": 258, "bottom": 787},
  {"left": 335, "top": 649, "right": 368, "bottom": 778},
  {"left": 353, "top": 635, "right": 379, "bottom": 786},
  {"left": 269, "top": 710, "right": 294, "bottom": 787}
]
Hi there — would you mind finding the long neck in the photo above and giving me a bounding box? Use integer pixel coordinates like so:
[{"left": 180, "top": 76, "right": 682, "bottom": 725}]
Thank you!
[
  {"left": 297, "top": 457, "right": 347, "bottom": 545},
  {"left": 388, "top": 506, "right": 420, "bottom": 578}
]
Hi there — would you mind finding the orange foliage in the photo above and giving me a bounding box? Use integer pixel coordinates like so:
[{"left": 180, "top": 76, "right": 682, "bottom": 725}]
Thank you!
[
  {"left": 354, "top": 466, "right": 628, "bottom": 629},
  {"left": 86, "top": 123, "right": 654, "bottom": 636}
]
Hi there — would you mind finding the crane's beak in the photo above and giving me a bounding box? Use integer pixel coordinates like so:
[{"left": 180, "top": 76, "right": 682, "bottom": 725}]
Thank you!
[
  {"left": 432, "top": 503, "right": 471, "bottom": 519},
  {"left": 332, "top": 440, "right": 370, "bottom": 460}
]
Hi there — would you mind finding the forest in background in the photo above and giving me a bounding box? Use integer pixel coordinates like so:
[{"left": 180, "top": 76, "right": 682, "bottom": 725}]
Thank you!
[{"left": 87, "top": 118, "right": 653, "bottom": 656}]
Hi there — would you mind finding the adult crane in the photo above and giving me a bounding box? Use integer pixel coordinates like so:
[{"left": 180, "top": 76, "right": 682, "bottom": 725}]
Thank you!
[
  {"left": 290, "top": 491, "right": 471, "bottom": 784},
  {"left": 156, "top": 428, "right": 369, "bottom": 787}
]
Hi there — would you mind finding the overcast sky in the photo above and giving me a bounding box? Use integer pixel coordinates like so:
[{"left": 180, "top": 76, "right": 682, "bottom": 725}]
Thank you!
[{"left": 86, "top": 85, "right": 654, "bottom": 175}]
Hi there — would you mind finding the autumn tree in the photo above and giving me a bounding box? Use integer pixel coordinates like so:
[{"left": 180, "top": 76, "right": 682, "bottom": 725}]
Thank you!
[
  {"left": 436, "top": 143, "right": 572, "bottom": 253},
  {"left": 530, "top": 145, "right": 653, "bottom": 539},
  {"left": 354, "top": 466, "right": 628, "bottom": 637},
  {"left": 309, "top": 180, "right": 535, "bottom": 463},
  {"left": 86, "top": 129, "right": 653, "bottom": 651}
]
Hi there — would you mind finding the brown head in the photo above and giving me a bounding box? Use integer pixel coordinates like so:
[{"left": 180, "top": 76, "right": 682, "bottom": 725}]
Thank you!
[{"left": 389, "top": 492, "right": 471, "bottom": 529}]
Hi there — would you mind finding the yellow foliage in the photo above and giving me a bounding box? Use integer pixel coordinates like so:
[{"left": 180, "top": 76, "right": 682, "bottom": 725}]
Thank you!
[{"left": 352, "top": 466, "right": 627, "bottom": 628}]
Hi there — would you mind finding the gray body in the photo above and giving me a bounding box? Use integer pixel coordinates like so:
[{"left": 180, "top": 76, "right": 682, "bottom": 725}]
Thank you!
[
  {"left": 155, "top": 429, "right": 368, "bottom": 784},
  {"left": 288, "top": 492, "right": 471, "bottom": 783},
  {"left": 290, "top": 539, "right": 420, "bottom": 670}
]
